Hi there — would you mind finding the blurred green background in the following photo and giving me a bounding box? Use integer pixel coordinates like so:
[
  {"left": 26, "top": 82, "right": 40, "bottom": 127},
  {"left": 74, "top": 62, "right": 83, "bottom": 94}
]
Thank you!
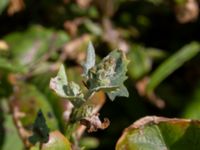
[{"left": 0, "top": 0, "right": 200, "bottom": 149}]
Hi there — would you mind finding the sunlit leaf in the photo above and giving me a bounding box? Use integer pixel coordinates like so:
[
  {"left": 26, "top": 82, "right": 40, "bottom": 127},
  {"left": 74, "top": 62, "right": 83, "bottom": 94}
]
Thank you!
[
  {"left": 116, "top": 116, "right": 200, "bottom": 150},
  {"left": 146, "top": 42, "right": 200, "bottom": 93}
]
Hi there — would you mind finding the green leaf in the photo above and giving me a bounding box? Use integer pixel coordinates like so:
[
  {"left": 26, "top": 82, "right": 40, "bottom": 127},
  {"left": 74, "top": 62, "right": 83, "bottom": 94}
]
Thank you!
[
  {"left": 83, "top": 41, "right": 96, "bottom": 77},
  {"left": 146, "top": 42, "right": 200, "bottom": 93},
  {"left": 11, "top": 83, "right": 58, "bottom": 130},
  {"left": 29, "top": 110, "right": 50, "bottom": 145},
  {"left": 0, "top": 57, "right": 26, "bottom": 73},
  {"left": 0, "top": 108, "right": 23, "bottom": 150},
  {"left": 128, "top": 45, "right": 152, "bottom": 80},
  {"left": 107, "top": 84, "right": 129, "bottom": 100},
  {"left": 182, "top": 82, "right": 200, "bottom": 119},
  {"left": 50, "top": 64, "right": 85, "bottom": 106},
  {"left": 3, "top": 25, "right": 69, "bottom": 66},
  {"left": 41, "top": 131, "right": 72, "bottom": 150},
  {"left": 116, "top": 116, "right": 200, "bottom": 150},
  {"left": 87, "top": 50, "right": 129, "bottom": 100},
  {"left": 0, "top": 0, "right": 10, "bottom": 14},
  {"left": 80, "top": 137, "right": 99, "bottom": 149}
]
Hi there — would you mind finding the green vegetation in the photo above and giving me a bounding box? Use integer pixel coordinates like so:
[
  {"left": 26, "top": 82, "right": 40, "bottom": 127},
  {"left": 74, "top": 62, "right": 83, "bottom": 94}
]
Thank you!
[{"left": 1, "top": 0, "right": 200, "bottom": 149}]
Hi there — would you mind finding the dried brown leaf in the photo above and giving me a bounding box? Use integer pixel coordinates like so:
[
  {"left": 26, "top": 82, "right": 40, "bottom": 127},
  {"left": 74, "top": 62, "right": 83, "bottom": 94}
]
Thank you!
[
  {"left": 80, "top": 113, "right": 110, "bottom": 133},
  {"left": 136, "top": 77, "right": 165, "bottom": 109},
  {"left": 76, "top": 0, "right": 92, "bottom": 9},
  {"left": 60, "top": 34, "right": 91, "bottom": 62},
  {"left": 8, "top": 0, "right": 25, "bottom": 16},
  {"left": 64, "top": 18, "right": 85, "bottom": 37},
  {"left": 175, "top": 0, "right": 199, "bottom": 23}
]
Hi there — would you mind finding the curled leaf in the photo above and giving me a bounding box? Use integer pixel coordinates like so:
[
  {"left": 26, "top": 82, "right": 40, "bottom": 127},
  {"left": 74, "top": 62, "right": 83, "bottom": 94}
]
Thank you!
[{"left": 80, "top": 113, "right": 110, "bottom": 132}]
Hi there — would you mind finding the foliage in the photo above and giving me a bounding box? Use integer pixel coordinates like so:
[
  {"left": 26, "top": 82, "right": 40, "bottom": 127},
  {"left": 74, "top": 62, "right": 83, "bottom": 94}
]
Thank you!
[
  {"left": 116, "top": 116, "right": 200, "bottom": 150},
  {"left": 49, "top": 44, "right": 129, "bottom": 144},
  {"left": 0, "top": 0, "right": 200, "bottom": 149}
]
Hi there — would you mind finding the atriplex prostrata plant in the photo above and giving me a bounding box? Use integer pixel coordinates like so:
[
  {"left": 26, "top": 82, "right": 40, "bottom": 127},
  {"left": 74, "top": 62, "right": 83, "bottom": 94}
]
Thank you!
[{"left": 29, "top": 42, "right": 129, "bottom": 148}]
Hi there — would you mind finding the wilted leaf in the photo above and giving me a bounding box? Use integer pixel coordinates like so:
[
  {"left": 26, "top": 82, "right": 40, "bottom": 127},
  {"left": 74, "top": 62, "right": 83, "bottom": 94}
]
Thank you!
[
  {"left": 80, "top": 113, "right": 110, "bottom": 132},
  {"left": 146, "top": 42, "right": 200, "bottom": 94},
  {"left": 116, "top": 116, "right": 200, "bottom": 150},
  {"left": 29, "top": 110, "right": 50, "bottom": 145},
  {"left": 86, "top": 50, "right": 129, "bottom": 100}
]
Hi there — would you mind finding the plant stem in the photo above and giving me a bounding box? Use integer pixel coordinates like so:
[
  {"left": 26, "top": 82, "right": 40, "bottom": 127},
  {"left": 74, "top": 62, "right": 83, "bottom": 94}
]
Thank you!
[{"left": 65, "top": 90, "right": 95, "bottom": 139}]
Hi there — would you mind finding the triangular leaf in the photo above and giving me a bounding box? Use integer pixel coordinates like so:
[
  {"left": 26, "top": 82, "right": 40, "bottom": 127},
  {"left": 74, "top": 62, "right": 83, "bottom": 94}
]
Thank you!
[
  {"left": 49, "top": 64, "right": 68, "bottom": 98},
  {"left": 29, "top": 110, "right": 50, "bottom": 145}
]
